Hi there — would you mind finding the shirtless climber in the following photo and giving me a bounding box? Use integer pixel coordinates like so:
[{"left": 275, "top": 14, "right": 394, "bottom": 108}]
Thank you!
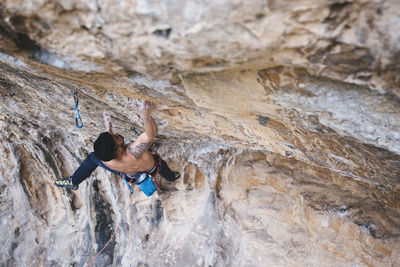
[{"left": 54, "top": 100, "right": 180, "bottom": 193}]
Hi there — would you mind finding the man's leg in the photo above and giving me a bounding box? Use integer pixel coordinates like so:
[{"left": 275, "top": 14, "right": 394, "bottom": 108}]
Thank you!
[
  {"left": 55, "top": 152, "right": 99, "bottom": 189},
  {"left": 70, "top": 153, "right": 99, "bottom": 185},
  {"left": 55, "top": 152, "right": 124, "bottom": 190},
  {"left": 151, "top": 154, "right": 180, "bottom": 182}
]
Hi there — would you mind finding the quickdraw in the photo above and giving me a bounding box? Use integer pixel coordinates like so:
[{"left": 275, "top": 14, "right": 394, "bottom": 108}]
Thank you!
[
  {"left": 130, "top": 126, "right": 139, "bottom": 136},
  {"left": 72, "top": 90, "right": 83, "bottom": 128}
]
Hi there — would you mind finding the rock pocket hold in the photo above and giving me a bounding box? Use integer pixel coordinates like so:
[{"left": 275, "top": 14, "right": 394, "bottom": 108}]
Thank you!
[{"left": 257, "top": 115, "right": 270, "bottom": 126}]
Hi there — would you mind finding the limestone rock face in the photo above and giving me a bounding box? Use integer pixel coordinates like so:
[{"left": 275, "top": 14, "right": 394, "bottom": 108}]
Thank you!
[{"left": 0, "top": 1, "right": 399, "bottom": 266}]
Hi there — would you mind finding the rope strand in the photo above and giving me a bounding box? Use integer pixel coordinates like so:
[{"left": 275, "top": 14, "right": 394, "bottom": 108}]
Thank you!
[{"left": 85, "top": 186, "right": 136, "bottom": 266}]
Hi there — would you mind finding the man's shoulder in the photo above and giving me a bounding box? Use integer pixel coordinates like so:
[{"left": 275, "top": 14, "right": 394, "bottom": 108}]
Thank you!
[{"left": 124, "top": 149, "right": 152, "bottom": 159}]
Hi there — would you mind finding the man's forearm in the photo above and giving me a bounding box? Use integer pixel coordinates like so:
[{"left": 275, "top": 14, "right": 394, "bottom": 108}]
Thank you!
[{"left": 143, "top": 114, "right": 158, "bottom": 139}]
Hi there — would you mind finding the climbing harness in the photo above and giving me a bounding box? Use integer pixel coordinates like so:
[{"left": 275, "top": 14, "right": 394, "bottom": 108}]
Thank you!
[
  {"left": 137, "top": 153, "right": 162, "bottom": 195},
  {"left": 121, "top": 170, "right": 160, "bottom": 196},
  {"left": 72, "top": 90, "right": 83, "bottom": 128},
  {"left": 85, "top": 186, "right": 137, "bottom": 267},
  {"left": 121, "top": 153, "right": 162, "bottom": 196}
]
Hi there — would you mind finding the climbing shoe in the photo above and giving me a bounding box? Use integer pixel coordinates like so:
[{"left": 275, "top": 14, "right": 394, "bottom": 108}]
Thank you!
[
  {"left": 54, "top": 176, "right": 79, "bottom": 190},
  {"left": 167, "top": 171, "right": 181, "bottom": 184},
  {"left": 174, "top": 171, "right": 181, "bottom": 180}
]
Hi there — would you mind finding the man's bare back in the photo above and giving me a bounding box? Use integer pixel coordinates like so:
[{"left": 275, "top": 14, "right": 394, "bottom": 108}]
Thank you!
[{"left": 102, "top": 148, "right": 154, "bottom": 175}]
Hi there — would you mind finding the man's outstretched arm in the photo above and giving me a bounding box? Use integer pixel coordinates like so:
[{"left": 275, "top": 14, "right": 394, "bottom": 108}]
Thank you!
[{"left": 128, "top": 100, "right": 158, "bottom": 159}]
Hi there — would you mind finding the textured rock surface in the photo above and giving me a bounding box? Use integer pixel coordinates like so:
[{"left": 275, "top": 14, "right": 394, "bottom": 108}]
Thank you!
[{"left": 0, "top": 0, "right": 399, "bottom": 266}]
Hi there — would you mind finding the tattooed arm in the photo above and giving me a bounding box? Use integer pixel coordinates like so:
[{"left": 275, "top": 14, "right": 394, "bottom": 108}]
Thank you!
[
  {"left": 128, "top": 142, "right": 151, "bottom": 159},
  {"left": 127, "top": 100, "right": 157, "bottom": 159}
]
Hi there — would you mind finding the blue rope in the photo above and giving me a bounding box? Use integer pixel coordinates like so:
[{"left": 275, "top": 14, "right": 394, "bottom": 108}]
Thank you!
[{"left": 73, "top": 91, "right": 83, "bottom": 128}]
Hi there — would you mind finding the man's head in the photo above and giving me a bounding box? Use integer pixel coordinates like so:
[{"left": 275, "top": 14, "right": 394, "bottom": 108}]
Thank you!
[{"left": 94, "top": 132, "right": 124, "bottom": 161}]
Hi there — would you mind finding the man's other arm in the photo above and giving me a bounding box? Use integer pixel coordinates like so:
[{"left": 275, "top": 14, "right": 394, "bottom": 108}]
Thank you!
[{"left": 127, "top": 101, "right": 157, "bottom": 159}]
